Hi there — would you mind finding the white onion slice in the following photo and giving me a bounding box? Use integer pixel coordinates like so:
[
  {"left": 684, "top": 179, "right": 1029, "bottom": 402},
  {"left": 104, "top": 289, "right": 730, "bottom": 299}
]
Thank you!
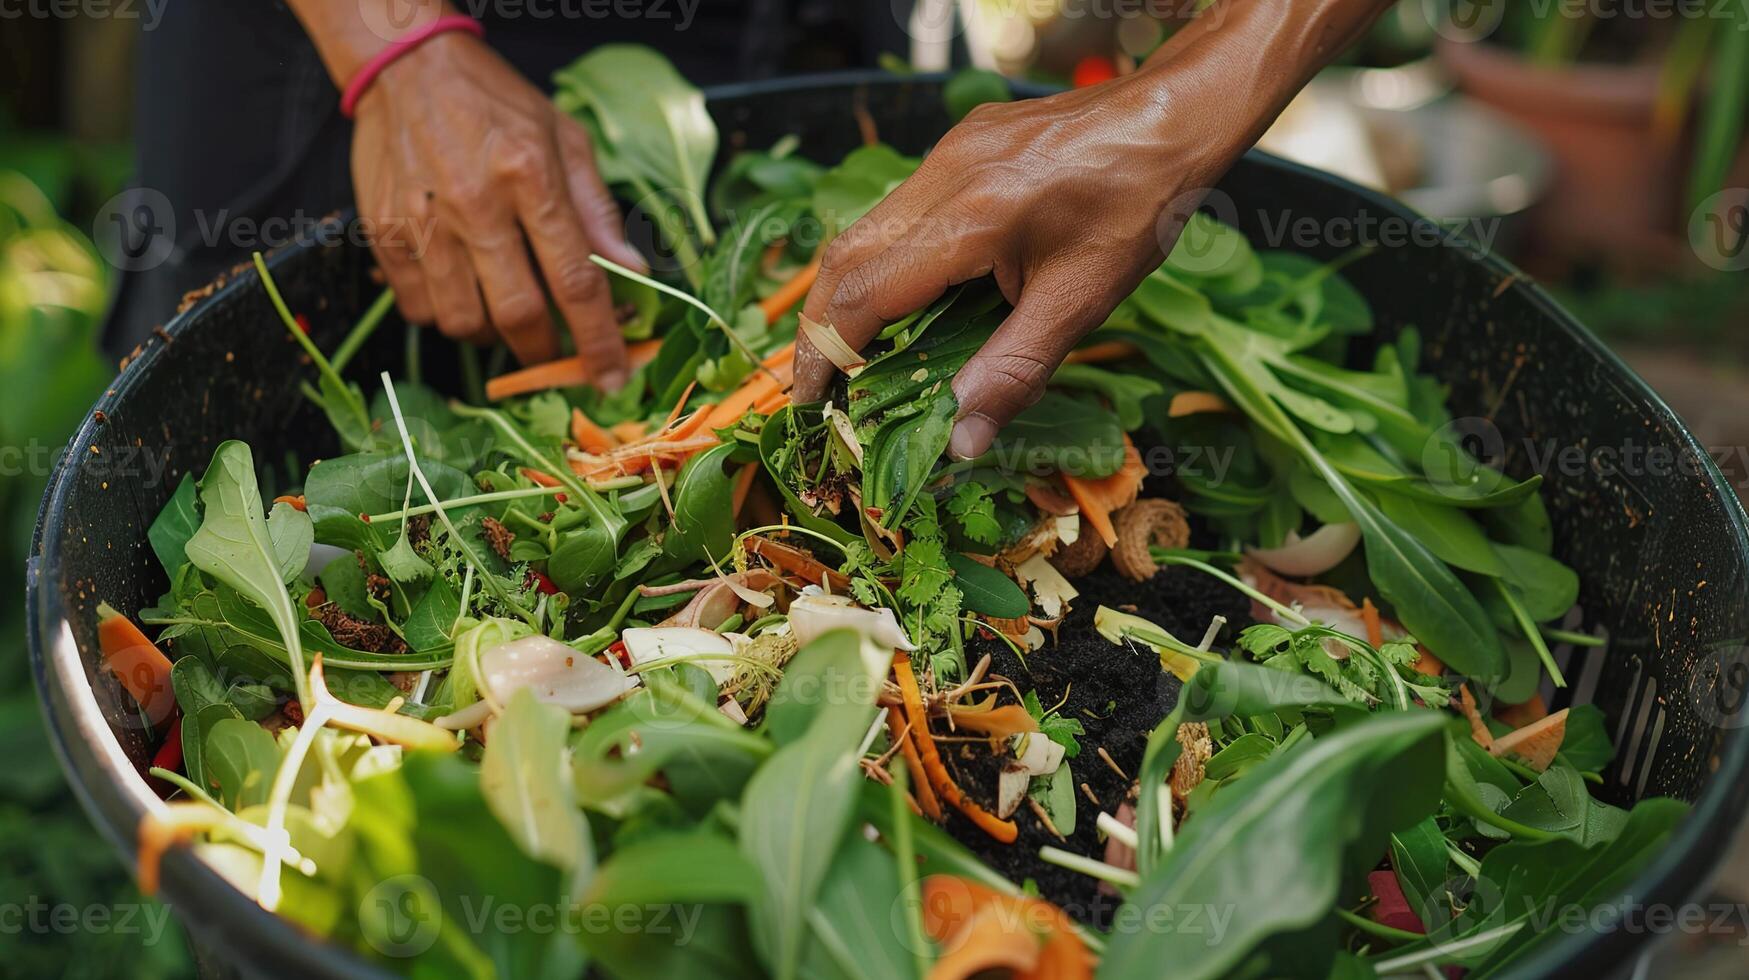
[
  {"left": 997, "top": 766, "right": 1031, "bottom": 819},
  {"left": 799, "top": 314, "right": 866, "bottom": 375},
  {"left": 1246, "top": 522, "right": 1361, "bottom": 577},
  {"left": 622, "top": 626, "right": 739, "bottom": 684},
  {"left": 482, "top": 634, "right": 639, "bottom": 714},
  {"left": 1010, "top": 731, "right": 1065, "bottom": 776},
  {"left": 788, "top": 591, "right": 916, "bottom": 651}
]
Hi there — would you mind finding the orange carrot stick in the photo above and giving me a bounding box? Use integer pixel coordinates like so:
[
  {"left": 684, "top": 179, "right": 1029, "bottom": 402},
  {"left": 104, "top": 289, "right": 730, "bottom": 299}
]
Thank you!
[
  {"left": 98, "top": 604, "right": 176, "bottom": 726},
  {"left": 730, "top": 462, "right": 759, "bottom": 520},
  {"left": 1064, "top": 340, "right": 1141, "bottom": 365},
  {"left": 271, "top": 494, "right": 307, "bottom": 512},
  {"left": 1361, "top": 597, "right": 1383, "bottom": 649},
  {"left": 520, "top": 467, "right": 562, "bottom": 488},
  {"left": 888, "top": 714, "right": 943, "bottom": 820},
  {"left": 894, "top": 650, "right": 1018, "bottom": 844},
  {"left": 1168, "top": 390, "right": 1233, "bottom": 417},
  {"left": 758, "top": 254, "right": 823, "bottom": 325},
  {"left": 1061, "top": 435, "right": 1144, "bottom": 549},
  {"left": 569, "top": 407, "right": 617, "bottom": 453},
  {"left": 484, "top": 338, "right": 666, "bottom": 401}
]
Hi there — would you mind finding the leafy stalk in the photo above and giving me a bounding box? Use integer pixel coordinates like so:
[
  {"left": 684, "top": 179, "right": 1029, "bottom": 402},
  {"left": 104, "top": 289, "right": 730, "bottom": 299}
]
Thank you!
[
  {"left": 331, "top": 287, "right": 396, "bottom": 373},
  {"left": 381, "top": 374, "right": 533, "bottom": 625}
]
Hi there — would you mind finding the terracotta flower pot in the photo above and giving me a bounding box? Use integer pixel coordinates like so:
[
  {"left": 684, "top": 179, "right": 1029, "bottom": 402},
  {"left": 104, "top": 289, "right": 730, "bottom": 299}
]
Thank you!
[{"left": 1437, "top": 37, "right": 1688, "bottom": 275}]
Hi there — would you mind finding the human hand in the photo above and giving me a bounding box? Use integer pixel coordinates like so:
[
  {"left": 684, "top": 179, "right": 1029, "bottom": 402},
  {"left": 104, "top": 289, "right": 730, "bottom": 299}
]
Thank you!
[
  {"left": 350, "top": 32, "right": 645, "bottom": 380},
  {"left": 792, "top": 0, "right": 1391, "bottom": 458}
]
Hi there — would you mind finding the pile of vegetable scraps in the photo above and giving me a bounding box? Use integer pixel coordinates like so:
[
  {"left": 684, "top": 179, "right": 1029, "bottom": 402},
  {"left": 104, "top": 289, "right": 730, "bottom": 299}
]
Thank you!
[{"left": 102, "top": 45, "right": 1685, "bottom": 980}]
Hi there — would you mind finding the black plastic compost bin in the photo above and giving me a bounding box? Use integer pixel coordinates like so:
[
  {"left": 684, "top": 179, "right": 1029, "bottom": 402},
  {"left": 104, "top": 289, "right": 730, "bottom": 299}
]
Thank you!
[{"left": 28, "top": 73, "right": 1749, "bottom": 979}]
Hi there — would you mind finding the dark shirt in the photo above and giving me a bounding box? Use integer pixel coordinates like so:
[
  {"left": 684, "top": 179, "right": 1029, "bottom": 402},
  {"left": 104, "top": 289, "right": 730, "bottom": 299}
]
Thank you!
[{"left": 106, "top": 0, "right": 904, "bottom": 353}]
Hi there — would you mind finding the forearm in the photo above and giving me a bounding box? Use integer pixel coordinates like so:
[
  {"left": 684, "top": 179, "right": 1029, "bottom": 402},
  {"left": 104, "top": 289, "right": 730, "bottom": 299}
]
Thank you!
[
  {"left": 1125, "top": 0, "right": 1396, "bottom": 162},
  {"left": 283, "top": 0, "right": 464, "bottom": 86}
]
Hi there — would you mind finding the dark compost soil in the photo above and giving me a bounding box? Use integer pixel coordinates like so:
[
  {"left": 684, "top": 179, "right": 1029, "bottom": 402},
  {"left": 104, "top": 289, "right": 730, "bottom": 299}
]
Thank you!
[{"left": 940, "top": 562, "right": 1254, "bottom": 927}]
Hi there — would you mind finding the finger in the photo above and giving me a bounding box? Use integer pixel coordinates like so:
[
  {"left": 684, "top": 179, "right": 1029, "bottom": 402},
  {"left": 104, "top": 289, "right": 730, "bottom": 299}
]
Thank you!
[
  {"left": 372, "top": 222, "right": 433, "bottom": 324},
  {"left": 418, "top": 230, "right": 492, "bottom": 345},
  {"left": 515, "top": 134, "right": 628, "bottom": 388},
  {"left": 948, "top": 267, "right": 1105, "bottom": 460},
  {"left": 793, "top": 200, "right": 983, "bottom": 401},
  {"left": 464, "top": 218, "right": 558, "bottom": 365},
  {"left": 794, "top": 168, "right": 952, "bottom": 400},
  {"left": 556, "top": 116, "right": 645, "bottom": 272}
]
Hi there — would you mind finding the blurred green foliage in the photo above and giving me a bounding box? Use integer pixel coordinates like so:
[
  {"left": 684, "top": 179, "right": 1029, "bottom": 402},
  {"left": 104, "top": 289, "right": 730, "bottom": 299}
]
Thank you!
[{"left": 1, "top": 131, "right": 191, "bottom": 975}]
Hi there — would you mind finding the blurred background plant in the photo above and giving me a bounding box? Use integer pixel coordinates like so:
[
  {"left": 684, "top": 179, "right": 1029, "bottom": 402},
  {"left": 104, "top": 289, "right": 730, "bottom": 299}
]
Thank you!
[{"left": 1, "top": 81, "right": 192, "bottom": 980}]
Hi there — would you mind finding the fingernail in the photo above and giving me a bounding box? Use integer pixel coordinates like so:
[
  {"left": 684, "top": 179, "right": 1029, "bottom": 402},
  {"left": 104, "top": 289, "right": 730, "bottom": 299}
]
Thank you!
[
  {"left": 949, "top": 412, "right": 998, "bottom": 461},
  {"left": 597, "top": 367, "right": 629, "bottom": 392}
]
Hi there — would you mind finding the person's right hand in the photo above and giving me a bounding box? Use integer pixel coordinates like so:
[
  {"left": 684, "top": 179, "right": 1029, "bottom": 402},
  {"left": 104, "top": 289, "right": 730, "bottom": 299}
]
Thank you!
[{"left": 349, "top": 32, "right": 645, "bottom": 381}]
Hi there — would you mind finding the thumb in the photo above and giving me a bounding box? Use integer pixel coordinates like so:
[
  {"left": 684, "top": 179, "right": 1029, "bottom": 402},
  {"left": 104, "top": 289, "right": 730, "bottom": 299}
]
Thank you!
[{"left": 948, "top": 272, "right": 1101, "bottom": 460}]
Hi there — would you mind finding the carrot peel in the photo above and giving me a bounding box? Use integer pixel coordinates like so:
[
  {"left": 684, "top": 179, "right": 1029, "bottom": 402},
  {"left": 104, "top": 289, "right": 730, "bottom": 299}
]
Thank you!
[{"left": 894, "top": 650, "right": 1017, "bottom": 844}]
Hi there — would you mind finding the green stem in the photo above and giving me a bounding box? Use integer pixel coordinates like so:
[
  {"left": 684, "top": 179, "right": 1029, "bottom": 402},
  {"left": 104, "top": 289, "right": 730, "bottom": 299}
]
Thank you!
[
  {"left": 253, "top": 252, "right": 370, "bottom": 437},
  {"left": 332, "top": 287, "right": 396, "bottom": 373},
  {"left": 890, "top": 769, "right": 933, "bottom": 979},
  {"left": 1444, "top": 838, "right": 1480, "bottom": 877},
  {"left": 1336, "top": 906, "right": 1421, "bottom": 945},
  {"left": 459, "top": 344, "right": 485, "bottom": 405},
  {"left": 1541, "top": 626, "right": 1604, "bottom": 648},
  {"left": 1369, "top": 921, "right": 1524, "bottom": 973},
  {"left": 1037, "top": 846, "right": 1140, "bottom": 889},
  {"left": 448, "top": 401, "right": 624, "bottom": 539},
  {"left": 383, "top": 375, "right": 534, "bottom": 626},
  {"left": 367, "top": 485, "right": 565, "bottom": 523},
  {"left": 1153, "top": 550, "right": 1312, "bottom": 627},
  {"left": 149, "top": 766, "right": 223, "bottom": 808},
  {"left": 403, "top": 321, "right": 422, "bottom": 387},
  {"left": 1494, "top": 579, "right": 1567, "bottom": 688}
]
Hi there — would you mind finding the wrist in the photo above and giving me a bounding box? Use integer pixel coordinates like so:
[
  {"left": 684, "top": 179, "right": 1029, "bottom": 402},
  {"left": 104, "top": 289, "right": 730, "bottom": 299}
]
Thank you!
[{"left": 288, "top": 0, "right": 467, "bottom": 89}]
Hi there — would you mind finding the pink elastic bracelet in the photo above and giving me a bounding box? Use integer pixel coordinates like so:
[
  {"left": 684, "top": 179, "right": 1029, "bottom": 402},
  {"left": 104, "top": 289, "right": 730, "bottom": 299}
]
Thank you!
[{"left": 340, "top": 15, "right": 484, "bottom": 119}]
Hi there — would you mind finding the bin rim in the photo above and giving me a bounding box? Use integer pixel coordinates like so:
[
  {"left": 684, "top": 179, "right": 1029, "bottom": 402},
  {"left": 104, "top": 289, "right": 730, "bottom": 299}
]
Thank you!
[{"left": 27, "top": 70, "right": 1749, "bottom": 980}]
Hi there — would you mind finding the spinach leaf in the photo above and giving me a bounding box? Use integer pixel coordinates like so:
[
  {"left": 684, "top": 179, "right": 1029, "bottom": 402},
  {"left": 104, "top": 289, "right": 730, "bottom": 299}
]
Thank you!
[
  {"left": 1558, "top": 704, "right": 1614, "bottom": 773},
  {"left": 1048, "top": 363, "right": 1164, "bottom": 431},
  {"left": 864, "top": 386, "right": 957, "bottom": 528},
  {"left": 942, "top": 67, "right": 1011, "bottom": 121},
  {"left": 1488, "top": 543, "right": 1580, "bottom": 623},
  {"left": 148, "top": 473, "right": 200, "bottom": 577},
  {"left": 204, "top": 717, "right": 279, "bottom": 810},
  {"left": 811, "top": 145, "right": 919, "bottom": 234},
  {"left": 800, "top": 836, "right": 917, "bottom": 980},
  {"left": 1103, "top": 710, "right": 1446, "bottom": 980},
  {"left": 184, "top": 441, "right": 313, "bottom": 706},
  {"left": 266, "top": 501, "right": 312, "bottom": 583},
  {"left": 1389, "top": 815, "right": 1450, "bottom": 915},
  {"left": 303, "top": 451, "right": 470, "bottom": 518},
  {"left": 1376, "top": 491, "right": 1506, "bottom": 576},
  {"left": 664, "top": 442, "right": 737, "bottom": 564},
  {"left": 990, "top": 390, "right": 1127, "bottom": 478},
  {"left": 946, "top": 552, "right": 1028, "bottom": 618},
  {"left": 482, "top": 687, "right": 587, "bottom": 870},
  {"left": 548, "top": 523, "right": 619, "bottom": 595}
]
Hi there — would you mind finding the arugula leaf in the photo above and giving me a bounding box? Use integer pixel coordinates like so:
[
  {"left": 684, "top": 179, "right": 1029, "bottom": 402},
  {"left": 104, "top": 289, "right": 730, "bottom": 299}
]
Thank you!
[{"left": 184, "top": 441, "right": 312, "bottom": 708}]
